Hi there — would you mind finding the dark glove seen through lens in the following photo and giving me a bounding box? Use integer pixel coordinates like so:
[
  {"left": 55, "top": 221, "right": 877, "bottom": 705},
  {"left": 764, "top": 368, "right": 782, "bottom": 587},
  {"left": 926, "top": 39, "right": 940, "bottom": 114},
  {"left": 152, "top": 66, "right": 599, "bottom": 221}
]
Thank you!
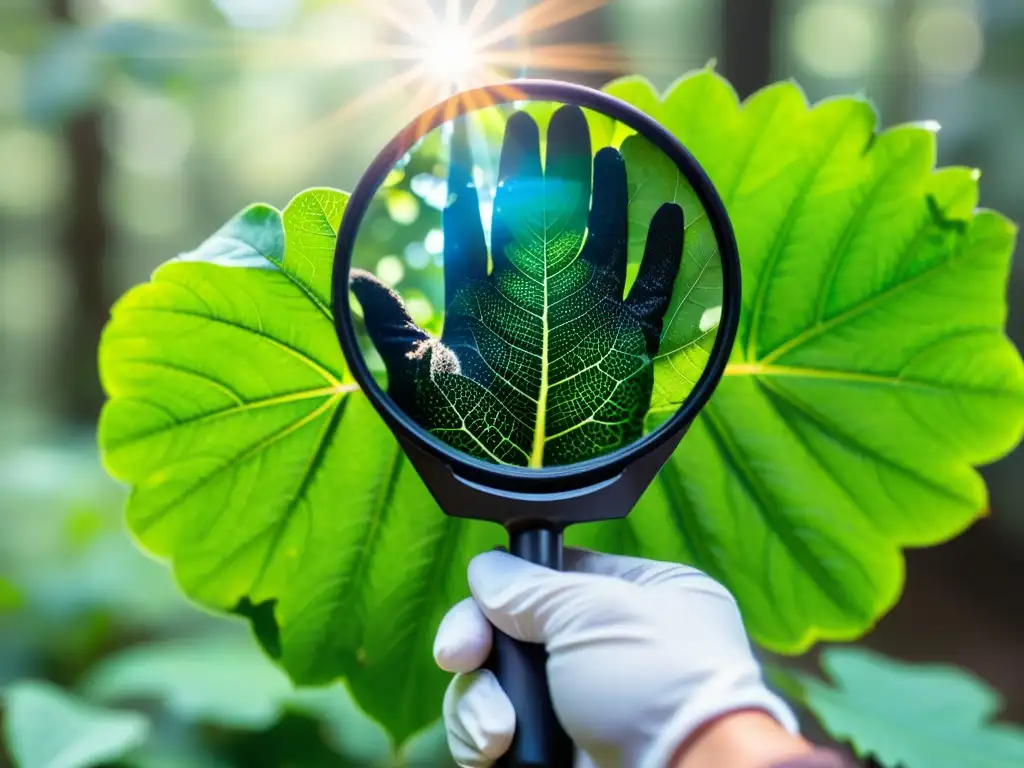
[{"left": 351, "top": 105, "right": 685, "bottom": 468}]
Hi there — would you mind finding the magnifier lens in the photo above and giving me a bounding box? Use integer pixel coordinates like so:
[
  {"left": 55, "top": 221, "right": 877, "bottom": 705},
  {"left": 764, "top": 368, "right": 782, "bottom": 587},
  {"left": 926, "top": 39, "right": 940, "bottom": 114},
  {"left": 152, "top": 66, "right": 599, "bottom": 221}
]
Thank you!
[{"left": 347, "top": 97, "right": 725, "bottom": 470}]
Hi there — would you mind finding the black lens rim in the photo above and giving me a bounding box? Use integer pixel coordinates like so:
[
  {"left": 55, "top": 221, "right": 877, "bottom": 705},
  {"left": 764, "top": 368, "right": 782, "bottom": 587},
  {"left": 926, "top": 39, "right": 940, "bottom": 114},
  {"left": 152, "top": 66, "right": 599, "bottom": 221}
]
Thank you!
[{"left": 332, "top": 79, "right": 740, "bottom": 494}]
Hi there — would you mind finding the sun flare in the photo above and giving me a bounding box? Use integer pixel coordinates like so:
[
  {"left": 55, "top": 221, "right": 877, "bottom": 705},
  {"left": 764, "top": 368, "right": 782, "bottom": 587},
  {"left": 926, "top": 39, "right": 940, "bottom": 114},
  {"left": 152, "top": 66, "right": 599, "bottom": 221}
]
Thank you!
[
  {"left": 423, "top": 21, "right": 480, "bottom": 88},
  {"left": 350, "top": 0, "right": 622, "bottom": 111},
  {"left": 266, "top": 0, "right": 631, "bottom": 160}
]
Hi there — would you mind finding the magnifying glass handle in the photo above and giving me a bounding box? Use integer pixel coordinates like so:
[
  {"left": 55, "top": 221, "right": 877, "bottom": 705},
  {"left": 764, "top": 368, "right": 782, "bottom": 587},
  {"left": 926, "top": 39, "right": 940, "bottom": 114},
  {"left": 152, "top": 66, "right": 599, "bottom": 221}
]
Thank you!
[{"left": 490, "top": 527, "right": 575, "bottom": 767}]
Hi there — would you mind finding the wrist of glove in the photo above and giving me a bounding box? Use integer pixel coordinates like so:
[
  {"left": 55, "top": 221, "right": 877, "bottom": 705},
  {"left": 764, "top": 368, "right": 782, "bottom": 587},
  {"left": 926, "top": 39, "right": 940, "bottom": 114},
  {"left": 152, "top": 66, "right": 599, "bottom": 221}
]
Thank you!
[{"left": 434, "top": 548, "right": 798, "bottom": 768}]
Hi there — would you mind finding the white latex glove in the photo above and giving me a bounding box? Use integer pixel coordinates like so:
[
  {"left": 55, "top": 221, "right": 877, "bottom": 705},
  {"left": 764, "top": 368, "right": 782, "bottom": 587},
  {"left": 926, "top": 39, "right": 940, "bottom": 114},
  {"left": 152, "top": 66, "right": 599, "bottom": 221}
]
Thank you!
[{"left": 433, "top": 548, "right": 798, "bottom": 768}]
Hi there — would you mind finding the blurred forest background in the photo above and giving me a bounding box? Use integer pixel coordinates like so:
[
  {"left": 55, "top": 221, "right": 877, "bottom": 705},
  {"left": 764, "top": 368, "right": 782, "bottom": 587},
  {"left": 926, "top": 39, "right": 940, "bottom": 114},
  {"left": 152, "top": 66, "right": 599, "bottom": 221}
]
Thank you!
[{"left": 1, "top": 0, "right": 1022, "bottom": 766}]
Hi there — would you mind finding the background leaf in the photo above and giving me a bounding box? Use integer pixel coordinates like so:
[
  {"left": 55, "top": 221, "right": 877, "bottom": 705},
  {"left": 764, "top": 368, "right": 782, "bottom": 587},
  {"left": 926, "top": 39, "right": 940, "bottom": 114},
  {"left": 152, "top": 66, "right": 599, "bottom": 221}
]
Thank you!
[
  {"left": 22, "top": 21, "right": 222, "bottom": 126},
  {"left": 83, "top": 633, "right": 293, "bottom": 732},
  {"left": 81, "top": 630, "right": 453, "bottom": 766},
  {"left": 2, "top": 680, "right": 150, "bottom": 768},
  {"left": 788, "top": 647, "right": 1024, "bottom": 767},
  {"left": 98, "top": 71, "right": 1024, "bottom": 743},
  {"left": 0, "top": 577, "right": 22, "bottom": 613}
]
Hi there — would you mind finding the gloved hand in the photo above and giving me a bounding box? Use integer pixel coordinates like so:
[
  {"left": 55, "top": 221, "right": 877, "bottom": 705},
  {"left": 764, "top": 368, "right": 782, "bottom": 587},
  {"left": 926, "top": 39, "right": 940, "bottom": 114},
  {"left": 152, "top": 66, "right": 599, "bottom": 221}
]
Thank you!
[{"left": 433, "top": 548, "right": 799, "bottom": 768}]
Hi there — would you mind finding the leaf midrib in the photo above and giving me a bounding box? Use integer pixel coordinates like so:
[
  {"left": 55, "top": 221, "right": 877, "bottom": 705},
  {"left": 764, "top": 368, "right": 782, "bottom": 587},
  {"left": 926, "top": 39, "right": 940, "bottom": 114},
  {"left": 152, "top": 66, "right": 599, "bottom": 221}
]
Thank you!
[
  {"left": 249, "top": 395, "right": 350, "bottom": 596},
  {"left": 529, "top": 188, "right": 552, "bottom": 468}
]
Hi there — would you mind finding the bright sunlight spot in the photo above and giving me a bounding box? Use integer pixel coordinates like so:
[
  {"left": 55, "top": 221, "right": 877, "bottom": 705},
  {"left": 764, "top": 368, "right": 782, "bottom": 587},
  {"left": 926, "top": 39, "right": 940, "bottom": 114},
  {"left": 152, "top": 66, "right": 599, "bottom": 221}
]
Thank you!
[{"left": 423, "top": 23, "right": 479, "bottom": 86}]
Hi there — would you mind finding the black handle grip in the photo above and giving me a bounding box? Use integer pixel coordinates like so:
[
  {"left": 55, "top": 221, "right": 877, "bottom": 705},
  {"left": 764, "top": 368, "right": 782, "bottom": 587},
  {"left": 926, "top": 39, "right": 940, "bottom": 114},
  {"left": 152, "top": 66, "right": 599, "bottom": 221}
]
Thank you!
[{"left": 490, "top": 527, "right": 574, "bottom": 767}]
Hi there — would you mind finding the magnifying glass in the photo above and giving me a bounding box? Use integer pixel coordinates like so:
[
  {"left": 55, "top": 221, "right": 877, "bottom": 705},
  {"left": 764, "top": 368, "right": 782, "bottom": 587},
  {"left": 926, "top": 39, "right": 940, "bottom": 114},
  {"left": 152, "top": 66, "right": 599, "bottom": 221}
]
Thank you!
[{"left": 332, "top": 80, "right": 739, "bottom": 767}]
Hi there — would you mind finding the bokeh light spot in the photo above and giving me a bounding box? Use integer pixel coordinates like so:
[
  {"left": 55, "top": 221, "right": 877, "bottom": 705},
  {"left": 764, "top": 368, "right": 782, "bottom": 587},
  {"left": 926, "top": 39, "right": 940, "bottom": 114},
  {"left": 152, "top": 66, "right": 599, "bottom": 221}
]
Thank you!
[
  {"left": 404, "top": 293, "right": 435, "bottom": 326},
  {"left": 699, "top": 305, "right": 722, "bottom": 334},
  {"left": 108, "top": 92, "right": 194, "bottom": 178},
  {"left": 0, "top": 129, "right": 65, "bottom": 215},
  {"left": 386, "top": 190, "right": 420, "bottom": 225},
  {"left": 405, "top": 242, "right": 431, "bottom": 270},
  {"left": 424, "top": 228, "right": 445, "bottom": 255},
  {"left": 410, "top": 173, "right": 450, "bottom": 210},
  {"left": 376, "top": 255, "right": 406, "bottom": 287},
  {"left": 913, "top": 5, "right": 984, "bottom": 79},
  {"left": 793, "top": 1, "right": 878, "bottom": 78}
]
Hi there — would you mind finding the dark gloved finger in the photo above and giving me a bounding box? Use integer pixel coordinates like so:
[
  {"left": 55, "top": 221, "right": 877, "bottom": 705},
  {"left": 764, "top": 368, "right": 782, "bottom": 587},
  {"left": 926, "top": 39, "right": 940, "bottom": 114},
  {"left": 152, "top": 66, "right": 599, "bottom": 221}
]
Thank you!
[
  {"left": 444, "top": 117, "right": 488, "bottom": 309},
  {"left": 349, "top": 269, "right": 429, "bottom": 377},
  {"left": 491, "top": 111, "right": 542, "bottom": 275},
  {"left": 544, "top": 105, "right": 593, "bottom": 239},
  {"left": 625, "top": 203, "right": 685, "bottom": 355},
  {"left": 580, "top": 147, "right": 628, "bottom": 292}
]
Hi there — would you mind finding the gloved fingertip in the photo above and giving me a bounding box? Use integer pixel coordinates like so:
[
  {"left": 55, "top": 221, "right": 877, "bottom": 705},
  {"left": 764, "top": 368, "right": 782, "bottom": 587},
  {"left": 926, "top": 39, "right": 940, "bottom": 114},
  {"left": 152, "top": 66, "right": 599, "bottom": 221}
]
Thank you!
[
  {"left": 466, "top": 550, "right": 537, "bottom": 607},
  {"left": 443, "top": 671, "right": 515, "bottom": 767},
  {"left": 434, "top": 598, "right": 493, "bottom": 673}
]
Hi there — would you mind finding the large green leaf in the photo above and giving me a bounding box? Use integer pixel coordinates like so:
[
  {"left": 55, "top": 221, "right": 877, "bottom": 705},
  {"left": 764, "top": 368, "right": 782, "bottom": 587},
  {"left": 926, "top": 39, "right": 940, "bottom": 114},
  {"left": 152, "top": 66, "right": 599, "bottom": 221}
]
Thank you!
[
  {"left": 99, "top": 193, "right": 502, "bottom": 743},
  {"left": 2, "top": 681, "right": 150, "bottom": 768},
  {"left": 788, "top": 648, "right": 1024, "bottom": 767},
  {"left": 98, "top": 71, "right": 1024, "bottom": 744}
]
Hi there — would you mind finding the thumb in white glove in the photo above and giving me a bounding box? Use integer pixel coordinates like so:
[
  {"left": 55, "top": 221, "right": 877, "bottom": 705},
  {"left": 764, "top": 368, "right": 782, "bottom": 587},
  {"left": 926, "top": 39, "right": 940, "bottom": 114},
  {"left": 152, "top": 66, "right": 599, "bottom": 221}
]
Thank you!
[{"left": 433, "top": 548, "right": 798, "bottom": 768}]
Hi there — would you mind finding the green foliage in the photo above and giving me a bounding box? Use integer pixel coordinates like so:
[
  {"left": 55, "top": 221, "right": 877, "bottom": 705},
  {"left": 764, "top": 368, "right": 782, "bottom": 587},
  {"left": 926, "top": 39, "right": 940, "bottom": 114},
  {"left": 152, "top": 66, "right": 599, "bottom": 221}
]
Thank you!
[
  {"left": 788, "top": 648, "right": 1024, "bottom": 767},
  {"left": 23, "top": 21, "right": 218, "bottom": 125},
  {"left": 97, "top": 70, "right": 1024, "bottom": 743},
  {"left": 2, "top": 680, "right": 150, "bottom": 768},
  {"left": 83, "top": 633, "right": 295, "bottom": 732},
  {"left": 82, "top": 632, "right": 453, "bottom": 766},
  {"left": 0, "top": 577, "right": 22, "bottom": 613},
  {"left": 1, "top": 629, "right": 451, "bottom": 767}
]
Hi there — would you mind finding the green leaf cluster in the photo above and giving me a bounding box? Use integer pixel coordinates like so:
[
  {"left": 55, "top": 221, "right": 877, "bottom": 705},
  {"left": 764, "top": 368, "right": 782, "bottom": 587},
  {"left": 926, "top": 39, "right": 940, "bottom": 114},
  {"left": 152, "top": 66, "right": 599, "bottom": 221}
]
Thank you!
[
  {"left": 784, "top": 647, "right": 1024, "bottom": 768},
  {"left": 3, "top": 681, "right": 149, "bottom": 768},
  {"left": 2, "top": 632, "right": 452, "bottom": 767},
  {"left": 97, "top": 69, "right": 1024, "bottom": 744}
]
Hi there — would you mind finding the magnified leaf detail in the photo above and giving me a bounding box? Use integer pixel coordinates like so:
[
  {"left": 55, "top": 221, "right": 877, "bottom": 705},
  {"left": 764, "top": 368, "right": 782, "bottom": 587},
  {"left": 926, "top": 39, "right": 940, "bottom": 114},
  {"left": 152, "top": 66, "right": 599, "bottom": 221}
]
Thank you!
[{"left": 353, "top": 106, "right": 685, "bottom": 467}]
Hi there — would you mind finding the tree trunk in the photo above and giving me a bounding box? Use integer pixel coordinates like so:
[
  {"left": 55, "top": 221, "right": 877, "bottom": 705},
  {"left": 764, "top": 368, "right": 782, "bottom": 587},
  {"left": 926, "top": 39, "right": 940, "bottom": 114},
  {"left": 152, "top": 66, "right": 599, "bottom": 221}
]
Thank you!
[
  {"left": 882, "top": 0, "right": 917, "bottom": 125},
  {"left": 719, "top": 0, "right": 777, "bottom": 99},
  {"left": 531, "top": 2, "right": 614, "bottom": 89},
  {"left": 49, "top": 0, "right": 110, "bottom": 425}
]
